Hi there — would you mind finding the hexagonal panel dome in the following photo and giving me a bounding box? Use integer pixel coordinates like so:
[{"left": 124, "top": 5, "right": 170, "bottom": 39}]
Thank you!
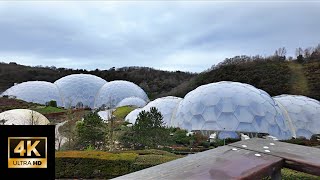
[
  {"left": 274, "top": 95, "right": 320, "bottom": 139},
  {"left": 1, "top": 81, "right": 63, "bottom": 106},
  {"left": 116, "top": 97, "right": 147, "bottom": 108},
  {"left": 125, "top": 96, "right": 182, "bottom": 126},
  {"left": 94, "top": 80, "right": 149, "bottom": 109},
  {"left": 125, "top": 108, "right": 142, "bottom": 124},
  {"left": 54, "top": 74, "right": 107, "bottom": 108},
  {"left": 0, "top": 109, "right": 50, "bottom": 125},
  {"left": 174, "top": 81, "right": 292, "bottom": 140}
]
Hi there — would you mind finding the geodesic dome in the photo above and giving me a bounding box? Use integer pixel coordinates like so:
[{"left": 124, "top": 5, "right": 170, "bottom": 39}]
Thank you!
[
  {"left": 125, "top": 96, "right": 182, "bottom": 126},
  {"left": 125, "top": 108, "right": 142, "bottom": 124},
  {"left": 173, "top": 81, "right": 292, "bottom": 140},
  {"left": 274, "top": 95, "right": 320, "bottom": 139},
  {"left": 54, "top": 74, "right": 107, "bottom": 108},
  {"left": 0, "top": 109, "right": 50, "bottom": 125},
  {"left": 94, "top": 80, "right": 149, "bottom": 109},
  {"left": 97, "top": 109, "right": 114, "bottom": 123},
  {"left": 116, "top": 97, "right": 147, "bottom": 108},
  {"left": 1, "top": 81, "right": 63, "bottom": 106}
]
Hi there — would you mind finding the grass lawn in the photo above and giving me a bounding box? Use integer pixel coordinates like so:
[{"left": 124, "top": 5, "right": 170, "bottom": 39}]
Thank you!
[
  {"left": 113, "top": 106, "right": 135, "bottom": 119},
  {"left": 33, "top": 106, "right": 66, "bottom": 114}
]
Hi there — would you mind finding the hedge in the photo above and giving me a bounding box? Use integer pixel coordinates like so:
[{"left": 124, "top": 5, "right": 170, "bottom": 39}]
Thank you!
[
  {"left": 55, "top": 150, "right": 180, "bottom": 179},
  {"left": 56, "top": 151, "right": 138, "bottom": 179}
]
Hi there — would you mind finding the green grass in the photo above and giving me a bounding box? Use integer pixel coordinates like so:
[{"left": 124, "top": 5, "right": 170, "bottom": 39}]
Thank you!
[
  {"left": 33, "top": 106, "right": 66, "bottom": 114},
  {"left": 288, "top": 62, "right": 310, "bottom": 95},
  {"left": 282, "top": 168, "right": 320, "bottom": 180},
  {"left": 113, "top": 106, "right": 135, "bottom": 119}
]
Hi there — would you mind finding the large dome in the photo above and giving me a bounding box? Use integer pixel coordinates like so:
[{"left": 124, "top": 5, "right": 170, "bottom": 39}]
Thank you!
[
  {"left": 1, "top": 81, "right": 63, "bottom": 106},
  {"left": 125, "top": 96, "right": 182, "bottom": 126},
  {"left": 0, "top": 109, "right": 49, "bottom": 125},
  {"left": 274, "top": 95, "right": 320, "bottom": 139},
  {"left": 116, "top": 97, "right": 147, "bottom": 108},
  {"left": 54, "top": 74, "right": 107, "bottom": 108},
  {"left": 94, "top": 80, "right": 149, "bottom": 109},
  {"left": 174, "top": 81, "right": 292, "bottom": 140}
]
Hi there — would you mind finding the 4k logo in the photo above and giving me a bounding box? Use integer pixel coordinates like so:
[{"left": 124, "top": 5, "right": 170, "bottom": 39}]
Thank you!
[{"left": 8, "top": 137, "right": 47, "bottom": 168}]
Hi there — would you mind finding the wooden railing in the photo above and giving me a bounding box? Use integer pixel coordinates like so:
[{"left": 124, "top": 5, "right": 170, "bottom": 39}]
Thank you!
[{"left": 113, "top": 138, "right": 320, "bottom": 180}]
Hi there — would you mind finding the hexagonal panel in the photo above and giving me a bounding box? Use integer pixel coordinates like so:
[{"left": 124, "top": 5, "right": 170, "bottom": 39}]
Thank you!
[
  {"left": 202, "top": 106, "right": 221, "bottom": 122},
  {"left": 234, "top": 106, "right": 254, "bottom": 123},
  {"left": 190, "top": 102, "right": 205, "bottom": 115},
  {"left": 217, "top": 113, "right": 239, "bottom": 131},
  {"left": 217, "top": 98, "right": 237, "bottom": 113},
  {"left": 200, "top": 93, "right": 221, "bottom": 106},
  {"left": 252, "top": 116, "right": 269, "bottom": 133}
]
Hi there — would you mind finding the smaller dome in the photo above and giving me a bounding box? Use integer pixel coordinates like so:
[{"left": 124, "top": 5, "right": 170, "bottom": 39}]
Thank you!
[
  {"left": 94, "top": 80, "right": 149, "bottom": 109},
  {"left": 0, "top": 109, "right": 50, "bottom": 125},
  {"left": 1, "top": 81, "right": 63, "bottom": 106},
  {"left": 116, "top": 97, "right": 147, "bottom": 108},
  {"left": 125, "top": 96, "right": 182, "bottom": 126},
  {"left": 274, "top": 95, "right": 320, "bottom": 139},
  {"left": 97, "top": 110, "right": 114, "bottom": 123}
]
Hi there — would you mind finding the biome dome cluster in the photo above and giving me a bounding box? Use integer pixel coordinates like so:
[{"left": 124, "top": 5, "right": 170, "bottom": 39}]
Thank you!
[
  {"left": 1, "top": 74, "right": 149, "bottom": 109},
  {"left": 125, "top": 81, "right": 320, "bottom": 140},
  {"left": 2, "top": 73, "right": 319, "bottom": 140}
]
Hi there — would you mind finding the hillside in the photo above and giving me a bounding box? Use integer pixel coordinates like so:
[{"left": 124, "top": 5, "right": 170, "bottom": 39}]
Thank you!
[
  {"left": 1, "top": 58, "right": 320, "bottom": 101},
  {"left": 0, "top": 63, "right": 195, "bottom": 99},
  {"left": 164, "top": 60, "right": 320, "bottom": 101}
]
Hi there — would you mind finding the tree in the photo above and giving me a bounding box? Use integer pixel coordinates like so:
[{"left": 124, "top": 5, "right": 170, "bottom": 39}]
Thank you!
[
  {"left": 76, "top": 111, "right": 105, "bottom": 150},
  {"left": 121, "top": 107, "right": 169, "bottom": 149},
  {"left": 274, "top": 47, "right": 286, "bottom": 61}
]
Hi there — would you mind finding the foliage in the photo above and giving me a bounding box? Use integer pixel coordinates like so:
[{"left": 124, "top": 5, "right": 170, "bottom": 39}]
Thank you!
[
  {"left": 303, "top": 62, "right": 320, "bottom": 100},
  {"left": 281, "top": 168, "right": 320, "bottom": 180},
  {"left": 46, "top": 100, "right": 57, "bottom": 107},
  {"left": 55, "top": 150, "right": 180, "bottom": 179},
  {"left": 120, "top": 107, "right": 171, "bottom": 149},
  {"left": 56, "top": 151, "right": 137, "bottom": 160},
  {"left": 75, "top": 111, "right": 106, "bottom": 149},
  {"left": 0, "top": 97, "right": 39, "bottom": 113}
]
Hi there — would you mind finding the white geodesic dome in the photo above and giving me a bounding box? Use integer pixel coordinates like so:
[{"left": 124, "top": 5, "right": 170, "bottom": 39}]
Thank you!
[
  {"left": 54, "top": 74, "right": 107, "bottom": 108},
  {"left": 94, "top": 80, "right": 149, "bottom": 109},
  {"left": 116, "top": 97, "right": 147, "bottom": 108},
  {"left": 125, "top": 96, "right": 182, "bottom": 127},
  {"left": 274, "top": 95, "right": 320, "bottom": 139},
  {"left": 125, "top": 108, "right": 142, "bottom": 124},
  {"left": 173, "top": 81, "right": 292, "bottom": 140},
  {"left": 97, "top": 109, "right": 114, "bottom": 123},
  {"left": 1, "top": 81, "right": 63, "bottom": 106},
  {"left": 0, "top": 109, "right": 50, "bottom": 125}
]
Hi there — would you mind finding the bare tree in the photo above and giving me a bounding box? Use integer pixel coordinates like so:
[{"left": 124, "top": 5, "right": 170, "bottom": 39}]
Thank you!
[{"left": 295, "top": 47, "right": 304, "bottom": 57}]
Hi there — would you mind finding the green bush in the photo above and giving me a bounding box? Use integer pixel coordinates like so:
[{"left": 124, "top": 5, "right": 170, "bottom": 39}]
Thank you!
[
  {"left": 55, "top": 150, "right": 180, "bottom": 179},
  {"left": 56, "top": 151, "right": 138, "bottom": 179},
  {"left": 47, "top": 100, "right": 57, "bottom": 107}
]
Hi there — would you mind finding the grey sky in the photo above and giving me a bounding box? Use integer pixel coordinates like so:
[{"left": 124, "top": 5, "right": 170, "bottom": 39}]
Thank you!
[{"left": 0, "top": 1, "right": 319, "bottom": 72}]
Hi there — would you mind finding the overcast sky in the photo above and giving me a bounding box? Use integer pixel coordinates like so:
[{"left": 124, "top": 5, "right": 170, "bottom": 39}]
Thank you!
[{"left": 0, "top": 1, "right": 319, "bottom": 72}]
